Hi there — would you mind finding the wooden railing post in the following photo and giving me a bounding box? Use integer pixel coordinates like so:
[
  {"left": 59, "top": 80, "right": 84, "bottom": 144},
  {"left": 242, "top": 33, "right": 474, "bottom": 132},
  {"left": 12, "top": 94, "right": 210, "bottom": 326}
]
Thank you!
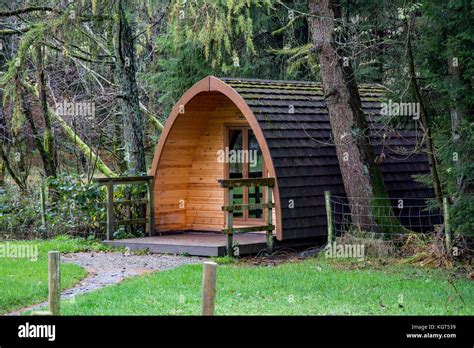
[
  {"left": 226, "top": 187, "right": 234, "bottom": 256},
  {"left": 325, "top": 191, "right": 333, "bottom": 244},
  {"left": 219, "top": 178, "right": 276, "bottom": 256},
  {"left": 96, "top": 176, "right": 154, "bottom": 237},
  {"left": 201, "top": 261, "right": 217, "bottom": 315},
  {"left": 147, "top": 178, "right": 155, "bottom": 236},
  {"left": 48, "top": 251, "right": 61, "bottom": 315},
  {"left": 106, "top": 181, "right": 115, "bottom": 241},
  {"left": 443, "top": 197, "right": 452, "bottom": 254},
  {"left": 266, "top": 185, "right": 273, "bottom": 253}
]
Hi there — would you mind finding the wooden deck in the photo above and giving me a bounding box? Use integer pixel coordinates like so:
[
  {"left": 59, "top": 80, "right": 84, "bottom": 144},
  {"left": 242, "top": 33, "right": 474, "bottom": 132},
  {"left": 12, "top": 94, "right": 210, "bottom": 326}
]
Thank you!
[{"left": 103, "top": 232, "right": 268, "bottom": 257}]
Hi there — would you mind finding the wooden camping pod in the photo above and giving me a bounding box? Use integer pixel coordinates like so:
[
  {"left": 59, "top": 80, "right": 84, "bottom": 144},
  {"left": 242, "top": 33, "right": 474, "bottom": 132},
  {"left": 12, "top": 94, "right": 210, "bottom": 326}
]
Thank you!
[{"left": 150, "top": 76, "right": 438, "bottom": 241}]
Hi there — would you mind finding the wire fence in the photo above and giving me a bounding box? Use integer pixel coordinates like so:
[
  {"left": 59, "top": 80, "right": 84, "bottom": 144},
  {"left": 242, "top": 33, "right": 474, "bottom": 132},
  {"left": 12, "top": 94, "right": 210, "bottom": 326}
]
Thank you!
[{"left": 329, "top": 194, "right": 443, "bottom": 240}]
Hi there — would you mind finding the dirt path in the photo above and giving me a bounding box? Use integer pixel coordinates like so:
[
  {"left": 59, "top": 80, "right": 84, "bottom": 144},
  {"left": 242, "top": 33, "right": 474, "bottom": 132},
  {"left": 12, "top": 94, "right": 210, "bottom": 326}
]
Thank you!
[{"left": 9, "top": 251, "right": 203, "bottom": 315}]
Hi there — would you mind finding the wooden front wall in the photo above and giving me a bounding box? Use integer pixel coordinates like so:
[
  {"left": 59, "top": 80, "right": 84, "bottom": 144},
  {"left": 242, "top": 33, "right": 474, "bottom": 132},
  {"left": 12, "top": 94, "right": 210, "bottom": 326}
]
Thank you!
[{"left": 154, "top": 92, "right": 249, "bottom": 232}]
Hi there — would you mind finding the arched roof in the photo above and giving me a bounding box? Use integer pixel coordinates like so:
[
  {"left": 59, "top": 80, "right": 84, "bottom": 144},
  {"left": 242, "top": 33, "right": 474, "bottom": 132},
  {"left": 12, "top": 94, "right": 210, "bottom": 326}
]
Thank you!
[
  {"left": 151, "top": 76, "right": 435, "bottom": 240},
  {"left": 150, "top": 76, "right": 284, "bottom": 239}
]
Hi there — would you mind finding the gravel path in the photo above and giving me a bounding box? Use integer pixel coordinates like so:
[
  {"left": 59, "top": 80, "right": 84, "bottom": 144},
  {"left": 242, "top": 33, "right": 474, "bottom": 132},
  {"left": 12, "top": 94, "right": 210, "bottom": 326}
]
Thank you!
[{"left": 9, "top": 251, "right": 203, "bottom": 315}]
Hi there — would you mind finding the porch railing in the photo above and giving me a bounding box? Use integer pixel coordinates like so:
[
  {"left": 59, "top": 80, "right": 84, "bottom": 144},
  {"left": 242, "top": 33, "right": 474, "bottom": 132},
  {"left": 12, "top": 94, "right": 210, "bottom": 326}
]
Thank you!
[
  {"left": 219, "top": 177, "right": 275, "bottom": 256},
  {"left": 95, "top": 176, "right": 154, "bottom": 240}
]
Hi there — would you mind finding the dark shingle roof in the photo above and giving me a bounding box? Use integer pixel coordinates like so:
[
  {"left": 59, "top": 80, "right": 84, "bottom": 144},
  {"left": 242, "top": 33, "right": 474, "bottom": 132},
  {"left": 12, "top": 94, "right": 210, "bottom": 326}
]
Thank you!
[{"left": 221, "top": 77, "right": 438, "bottom": 240}]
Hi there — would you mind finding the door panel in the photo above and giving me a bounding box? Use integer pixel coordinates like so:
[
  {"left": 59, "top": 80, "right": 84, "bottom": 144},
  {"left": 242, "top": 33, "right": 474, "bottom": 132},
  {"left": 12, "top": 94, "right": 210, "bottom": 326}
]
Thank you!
[{"left": 226, "top": 127, "right": 265, "bottom": 222}]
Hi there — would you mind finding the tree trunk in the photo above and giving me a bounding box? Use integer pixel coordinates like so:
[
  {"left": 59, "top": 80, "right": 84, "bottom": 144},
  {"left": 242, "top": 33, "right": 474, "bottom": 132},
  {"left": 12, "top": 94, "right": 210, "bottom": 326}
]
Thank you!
[
  {"left": 0, "top": 24, "right": 9, "bottom": 188},
  {"left": 35, "top": 45, "right": 57, "bottom": 179},
  {"left": 308, "top": 0, "right": 394, "bottom": 231},
  {"left": 0, "top": 160, "right": 4, "bottom": 187},
  {"left": 0, "top": 144, "right": 26, "bottom": 191},
  {"left": 0, "top": 111, "right": 9, "bottom": 188},
  {"left": 114, "top": 0, "right": 146, "bottom": 175},
  {"left": 405, "top": 24, "right": 443, "bottom": 205},
  {"left": 0, "top": 94, "right": 28, "bottom": 192},
  {"left": 20, "top": 83, "right": 49, "bottom": 166},
  {"left": 446, "top": 46, "right": 471, "bottom": 195},
  {"left": 113, "top": 112, "right": 128, "bottom": 173}
]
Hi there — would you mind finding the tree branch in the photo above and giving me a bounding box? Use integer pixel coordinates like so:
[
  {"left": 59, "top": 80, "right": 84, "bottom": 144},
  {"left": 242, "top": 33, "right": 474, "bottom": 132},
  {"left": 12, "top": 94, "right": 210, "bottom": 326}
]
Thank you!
[
  {"left": 0, "top": 6, "right": 61, "bottom": 18},
  {"left": 21, "top": 81, "right": 116, "bottom": 177}
]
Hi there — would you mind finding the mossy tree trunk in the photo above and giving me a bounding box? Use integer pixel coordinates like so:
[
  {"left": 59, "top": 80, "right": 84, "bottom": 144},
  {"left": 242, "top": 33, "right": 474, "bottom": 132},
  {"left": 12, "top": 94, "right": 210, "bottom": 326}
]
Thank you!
[
  {"left": 0, "top": 33, "right": 5, "bottom": 188},
  {"left": 308, "top": 0, "right": 400, "bottom": 232},
  {"left": 114, "top": 0, "right": 146, "bottom": 175},
  {"left": 34, "top": 45, "right": 57, "bottom": 180},
  {"left": 0, "top": 160, "right": 4, "bottom": 187},
  {"left": 0, "top": 113, "right": 12, "bottom": 188},
  {"left": 114, "top": 0, "right": 147, "bottom": 233}
]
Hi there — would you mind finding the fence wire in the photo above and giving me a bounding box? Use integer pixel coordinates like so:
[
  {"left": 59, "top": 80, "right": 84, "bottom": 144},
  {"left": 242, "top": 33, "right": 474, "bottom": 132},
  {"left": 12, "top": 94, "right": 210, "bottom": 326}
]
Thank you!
[{"left": 330, "top": 195, "right": 443, "bottom": 239}]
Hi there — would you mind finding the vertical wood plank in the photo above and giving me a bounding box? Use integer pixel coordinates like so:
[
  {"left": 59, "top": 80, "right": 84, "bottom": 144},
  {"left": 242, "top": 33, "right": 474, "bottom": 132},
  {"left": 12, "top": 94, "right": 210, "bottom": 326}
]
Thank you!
[
  {"left": 226, "top": 187, "right": 234, "bottom": 256},
  {"left": 266, "top": 186, "right": 273, "bottom": 253},
  {"left": 443, "top": 197, "right": 452, "bottom": 253},
  {"left": 201, "top": 261, "right": 217, "bottom": 315},
  {"left": 48, "top": 251, "right": 61, "bottom": 315},
  {"left": 106, "top": 182, "right": 114, "bottom": 241},
  {"left": 147, "top": 178, "right": 155, "bottom": 236},
  {"left": 325, "top": 191, "right": 333, "bottom": 244}
]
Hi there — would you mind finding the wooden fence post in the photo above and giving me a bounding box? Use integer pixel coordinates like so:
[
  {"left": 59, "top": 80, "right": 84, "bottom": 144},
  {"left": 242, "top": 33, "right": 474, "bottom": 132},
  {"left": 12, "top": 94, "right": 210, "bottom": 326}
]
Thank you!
[
  {"left": 226, "top": 187, "right": 234, "bottom": 256},
  {"left": 48, "top": 251, "right": 61, "bottom": 315},
  {"left": 147, "top": 178, "right": 155, "bottom": 236},
  {"left": 201, "top": 261, "right": 217, "bottom": 316},
  {"left": 443, "top": 197, "right": 452, "bottom": 254},
  {"left": 325, "top": 191, "right": 333, "bottom": 244},
  {"left": 106, "top": 181, "right": 114, "bottom": 241},
  {"left": 266, "top": 185, "right": 273, "bottom": 253},
  {"left": 40, "top": 182, "right": 47, "bottom": 233}
]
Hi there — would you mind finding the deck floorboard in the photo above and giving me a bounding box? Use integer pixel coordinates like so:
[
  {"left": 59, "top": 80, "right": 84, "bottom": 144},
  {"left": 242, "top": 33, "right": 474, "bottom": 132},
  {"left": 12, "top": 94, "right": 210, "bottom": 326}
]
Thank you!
[{"left": 104, "top": 232, "right": 268, "bottom": 257}]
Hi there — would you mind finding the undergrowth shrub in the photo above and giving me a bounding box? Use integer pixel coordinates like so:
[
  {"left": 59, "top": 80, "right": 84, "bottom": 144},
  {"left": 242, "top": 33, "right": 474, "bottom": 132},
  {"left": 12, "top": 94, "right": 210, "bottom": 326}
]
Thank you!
[
  {"left": 45, "top": 174, "right": 105, "bottom": 237},
  {"left": 335, "top": 229, "right": 472, "bottom": 269},
  {"left": 450, "top": 195, "right": 474, "bottom": 238},
  {"left": 0, "top": 185, "right": 39, "bottom": 239},
  {"left": 0, "top": 174, "right": 105, "bottom": 239},
  {"left": 1, "top": 173, "right": 150, "bottom": 240}
]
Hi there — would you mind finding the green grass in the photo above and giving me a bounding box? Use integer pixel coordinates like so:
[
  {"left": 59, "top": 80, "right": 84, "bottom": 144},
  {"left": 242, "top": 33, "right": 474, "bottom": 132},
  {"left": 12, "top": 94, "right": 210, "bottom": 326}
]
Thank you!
[
  {"left": 57, "top": 257, "right": 473, "bottom": 315},
  {"left": 0, "top": 235, "right": 111, "bottom": 314}
]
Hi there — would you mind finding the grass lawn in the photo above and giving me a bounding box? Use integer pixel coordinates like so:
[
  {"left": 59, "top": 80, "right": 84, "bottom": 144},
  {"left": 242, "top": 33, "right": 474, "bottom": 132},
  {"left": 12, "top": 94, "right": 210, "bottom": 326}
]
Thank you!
[
  {"left": 0, "top": 236, "right": 110, "bottom": 314},
  {"left": 57, "top": 257, "right": 473, "bottom": 315}
]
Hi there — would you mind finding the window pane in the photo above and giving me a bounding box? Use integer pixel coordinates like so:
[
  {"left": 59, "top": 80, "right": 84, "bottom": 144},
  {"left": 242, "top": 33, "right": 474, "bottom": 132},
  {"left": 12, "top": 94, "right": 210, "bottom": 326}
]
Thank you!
[
  {"left": 228, "top": 129, "right": 243, "bottom": 218},
  {"left": 248, "top": 130, "right": 263, "bottom": 218},
  {"left": 248, "top": 130, "right": 263, "bottom": 177},
  {"left": 228, "top": 129, "right": 243, "bottom": 179}
]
